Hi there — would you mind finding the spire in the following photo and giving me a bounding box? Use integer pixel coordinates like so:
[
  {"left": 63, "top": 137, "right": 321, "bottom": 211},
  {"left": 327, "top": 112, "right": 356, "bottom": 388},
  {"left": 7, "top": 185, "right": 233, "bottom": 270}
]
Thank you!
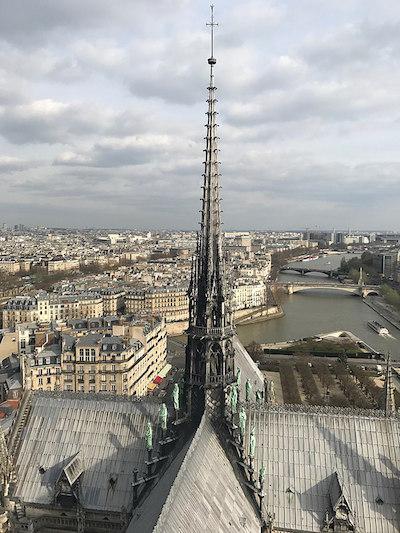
[
  {"left": 191, "top": 3, "right": 229, "bottom": 331},
  {"left": 185, "top": 5, "right": 235, "bottom": 420},
  {"left": 383, "top": 353, "right": 395, "bottom": 417}
]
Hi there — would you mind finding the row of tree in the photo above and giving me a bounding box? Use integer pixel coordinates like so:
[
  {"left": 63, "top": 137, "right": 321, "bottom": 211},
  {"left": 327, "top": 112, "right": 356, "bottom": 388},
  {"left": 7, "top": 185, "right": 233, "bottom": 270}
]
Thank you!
[
  {"left": 296, "top": 362, "right": 323, "bottom": 405},
  {"left": 333, "top": 362, "right": 374, "bottom": 409},
  {"left": 279, "top": 362, "right": 302, "bottom": 404},
  {"left": 380, "top": 284, "right": 400, "bottom": 312},
  {"left": 349, "top": 364, "right": 381, "bottom": 406}
]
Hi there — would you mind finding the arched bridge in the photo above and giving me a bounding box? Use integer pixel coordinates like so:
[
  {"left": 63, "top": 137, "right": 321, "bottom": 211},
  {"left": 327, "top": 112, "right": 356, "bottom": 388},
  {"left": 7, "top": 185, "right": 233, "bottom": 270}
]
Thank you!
[
  {"left": 283, "top": 282, "right": 380, "bottom": 298},
  {"left": 280, "top": 266, "right": 340, "bottom": 278}
]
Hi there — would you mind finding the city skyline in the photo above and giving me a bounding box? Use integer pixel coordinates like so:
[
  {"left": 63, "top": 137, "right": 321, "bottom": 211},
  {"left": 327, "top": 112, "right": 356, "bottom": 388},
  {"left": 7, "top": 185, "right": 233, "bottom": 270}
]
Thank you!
[{"left": 1, "top": 1, "right": 399, "bottom": 230}]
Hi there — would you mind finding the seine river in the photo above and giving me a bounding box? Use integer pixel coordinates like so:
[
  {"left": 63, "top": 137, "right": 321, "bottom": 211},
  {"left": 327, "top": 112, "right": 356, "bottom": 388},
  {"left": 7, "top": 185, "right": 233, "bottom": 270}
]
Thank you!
[{"left": 236, "top": 253, "right": 400, "bottom": 357}]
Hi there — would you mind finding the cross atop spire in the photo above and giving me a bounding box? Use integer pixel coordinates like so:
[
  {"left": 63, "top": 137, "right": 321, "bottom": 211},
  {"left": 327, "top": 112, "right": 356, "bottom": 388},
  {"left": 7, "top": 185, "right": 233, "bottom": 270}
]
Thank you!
[{"left": 206, "top": 4, "right": 218, "bottom": 65}]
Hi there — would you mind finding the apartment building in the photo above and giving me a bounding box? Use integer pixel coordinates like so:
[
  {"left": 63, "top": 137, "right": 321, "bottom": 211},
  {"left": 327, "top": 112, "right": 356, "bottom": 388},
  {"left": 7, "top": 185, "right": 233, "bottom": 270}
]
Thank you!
[
  {"left": 91, "top": 288, "right": 125, "bottom": 315},
  {"left": 2, "top": 297, "right": 38, "bottom": 328},
  {"left": 232, "top": 281, "right": 266, "bottom": 310},
  {"left": 24, "top": 317, "right": 167, "bottom": 397},
  {"left": 24, "top": 344, "right": 62, "bottom": 392},
  {"left": 3, "top": 292, "right": 103, "bottom": 328},
  {"left": 47, "top": 258, "right": 80, "bottom": 273},
  {"left": 125, "top": 287, "right": 188, "bottom": 323}
]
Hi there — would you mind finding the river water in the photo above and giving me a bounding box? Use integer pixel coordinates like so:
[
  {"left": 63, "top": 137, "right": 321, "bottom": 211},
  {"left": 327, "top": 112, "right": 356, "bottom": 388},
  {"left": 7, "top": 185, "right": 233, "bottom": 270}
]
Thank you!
[{"left": 236, "top": 253, "right": 400, "bottom": 357}]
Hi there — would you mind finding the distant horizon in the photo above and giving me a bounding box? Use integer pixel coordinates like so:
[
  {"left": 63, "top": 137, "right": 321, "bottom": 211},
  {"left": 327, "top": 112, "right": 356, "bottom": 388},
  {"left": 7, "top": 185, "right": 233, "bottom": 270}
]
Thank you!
[{"left": 2, "top": 224, "right": 399, "bottom": 234}]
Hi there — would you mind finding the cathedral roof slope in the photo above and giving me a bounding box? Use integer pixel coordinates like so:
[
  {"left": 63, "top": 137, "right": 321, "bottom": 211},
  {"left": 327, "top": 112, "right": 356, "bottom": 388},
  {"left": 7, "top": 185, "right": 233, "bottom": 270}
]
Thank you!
[
  {"left": 243, "top": 404, "right": 400, "bottom": 533},
  {"left": 13, "top": 392, "right": 160, "bottom": 512},
  {"left": 233, "top": 335, "right": 264, "bottom": 397},
  {"left": 152, "top": 414, "right": 261, "bottom": 533}
]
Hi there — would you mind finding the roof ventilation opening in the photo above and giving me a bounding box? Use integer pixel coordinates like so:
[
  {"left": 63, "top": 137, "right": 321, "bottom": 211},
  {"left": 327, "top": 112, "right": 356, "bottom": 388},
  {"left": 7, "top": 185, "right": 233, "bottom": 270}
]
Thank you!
[
  {"left": 38, "top": 466, "right": 46, "bottom": 475},
  {"left": 286, "top": 487, "right": 295, "bottom": 494},
  {"left": 109, "top": 474, "right": 118, "bottom": 489},
  {"left": 376, "top": 496, "right": 384, "bottom": 505}
]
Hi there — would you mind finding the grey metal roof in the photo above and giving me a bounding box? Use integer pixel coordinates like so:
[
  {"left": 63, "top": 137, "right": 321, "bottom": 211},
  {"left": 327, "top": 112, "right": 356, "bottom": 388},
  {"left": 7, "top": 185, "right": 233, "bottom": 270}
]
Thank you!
[
  {"left": 127, "top": 433, "right": 195, "bottom": 533},
  {"left": 75, "top": 334, "right": 102, "bottom": 346},
  {"left": 14, "top": 392, "right": 160, "bottom": 512},
  {"left": 151, "top": 414, "right": 261, "bottom": 533},
  {"left": 243, "top": 404, "right": 400, "bottom": 533}
]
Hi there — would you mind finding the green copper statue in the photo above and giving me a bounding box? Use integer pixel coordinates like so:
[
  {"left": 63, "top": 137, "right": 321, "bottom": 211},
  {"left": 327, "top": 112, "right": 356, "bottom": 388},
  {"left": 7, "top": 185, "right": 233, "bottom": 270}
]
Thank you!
[
  {"left": 239, "top": 406, "right": 246, "bottom": 437},
  {"left": 236, "top": 367, "right": 241, "bottom": 387},
  {"left": 159, "top": 403, "right": 168, "bottom": 431},
  {"left": 245, "top": 378, "right": 252, "bottom": 402},
  {"left": 145, "top": 421, "right": 153, "bottom": 451},
  {"left": 256, "top": 389, "right": 263, "bottom": 405},
  {"left": 249, "top": 427, "right": 256, "bottom": 459},
  {"left": 259, "top": 464, "right": 266, "bottom": 484},
  {"left": 230, "top": 384, "right": 238, "bottom": 415},
  {"left": 172, "top": 383, "right": 180, "bottom": 411}
]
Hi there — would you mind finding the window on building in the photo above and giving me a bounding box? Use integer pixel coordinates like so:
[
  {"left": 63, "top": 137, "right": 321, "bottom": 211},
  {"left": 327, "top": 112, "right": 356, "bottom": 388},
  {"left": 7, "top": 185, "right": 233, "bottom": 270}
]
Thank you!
[
  {"left": 111, "top": 384, "right": 116, "bottom": 392},
  {"left": 47, "top": 377, "right": 51, "bottom": 384},
  {"left": 38, "top": 377, "right": 43, "bottom": 385},
  {"left": 101, "top": 383, "right": 107, "bottom": 391}
]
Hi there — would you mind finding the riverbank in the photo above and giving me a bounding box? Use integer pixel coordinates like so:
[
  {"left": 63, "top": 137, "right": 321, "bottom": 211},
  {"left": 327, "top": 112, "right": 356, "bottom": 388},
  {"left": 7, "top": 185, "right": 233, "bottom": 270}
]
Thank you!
[
  {"left": 363, "top": 297, "right": 400, "bottom": 332},
  {"left": 260, "top": 330, "right": 382, "bottom": 359},
  {"left": 234, "top": 305, "right": 284, "bottom": 325},
  {"left": 167, "top": 303, "right": 284, "bottom": 336}
]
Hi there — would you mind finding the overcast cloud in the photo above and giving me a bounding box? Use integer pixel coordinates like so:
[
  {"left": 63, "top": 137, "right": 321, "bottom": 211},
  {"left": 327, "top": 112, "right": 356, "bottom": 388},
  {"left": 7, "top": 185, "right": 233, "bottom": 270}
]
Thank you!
[{"left": 0, "top": 0, "right": 399, "bottom": 230}]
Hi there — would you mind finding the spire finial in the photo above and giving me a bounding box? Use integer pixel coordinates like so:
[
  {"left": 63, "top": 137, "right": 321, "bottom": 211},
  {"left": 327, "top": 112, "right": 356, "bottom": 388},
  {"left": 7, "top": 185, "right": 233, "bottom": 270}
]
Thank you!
[{"left": 206, "top": 4, "right": 218, "bottom": 65}]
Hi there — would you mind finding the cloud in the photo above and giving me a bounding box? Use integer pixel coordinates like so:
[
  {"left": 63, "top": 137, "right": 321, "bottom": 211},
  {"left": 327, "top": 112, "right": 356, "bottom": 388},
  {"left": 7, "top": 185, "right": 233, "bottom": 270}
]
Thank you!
[
  {"left": 53, "top": 134, "right": 196, "bottom": 167},
  {"left": 0, "top": 0, "right": 188, "bottom": 46},
  {"left": 0, "top": 1, "right": 399, "bottom": 230},
  {"left": 303, "top": 20, "right": 400, "bottom": 71},
  {"left": 0, "top": 99, "right": 115, "bottom": 144},
  {"left": 0, "top": 156, "right": 36, "bottom": 173}
]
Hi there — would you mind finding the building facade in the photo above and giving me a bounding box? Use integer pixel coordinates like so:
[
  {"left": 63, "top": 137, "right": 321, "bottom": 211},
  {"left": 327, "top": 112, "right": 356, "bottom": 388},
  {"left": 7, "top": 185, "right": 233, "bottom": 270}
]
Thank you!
[
  {"left": 3, "top": 292, "right": 103, "bottom": 328},
  {"left": 232, "top": 280, "right": 266, "bottom": 310},
  {"left": 125, "top": 287, "right": 188, "bottom": 323},
  {"left": 24, "top": 317, "right": 167, "bottom": 397}
]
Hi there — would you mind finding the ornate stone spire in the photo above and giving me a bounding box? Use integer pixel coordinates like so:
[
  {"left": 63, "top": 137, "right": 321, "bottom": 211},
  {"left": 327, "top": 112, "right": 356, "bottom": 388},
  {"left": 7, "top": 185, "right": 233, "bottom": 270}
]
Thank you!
[
  {"left": 185, "top": 5, "right": 235, "bottom": 420},
  {"left": 189, "top": 4, "right": 230, "bottom": 331},
  {"left": 383, "top": 353, "right": 395, "bottom": 417}
]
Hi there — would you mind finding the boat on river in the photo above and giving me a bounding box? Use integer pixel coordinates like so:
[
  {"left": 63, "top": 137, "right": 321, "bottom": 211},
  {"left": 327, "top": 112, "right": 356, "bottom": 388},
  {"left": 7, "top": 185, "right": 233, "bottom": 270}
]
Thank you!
[{"left": 367, "top": 321, "right": 389, "bottom": 335}]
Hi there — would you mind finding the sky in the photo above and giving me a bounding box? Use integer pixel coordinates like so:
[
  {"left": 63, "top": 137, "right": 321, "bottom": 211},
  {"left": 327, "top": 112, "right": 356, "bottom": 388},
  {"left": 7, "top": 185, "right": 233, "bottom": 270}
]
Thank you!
[{"left": 0, "top": 0, "right": 399, "bottom": 230}]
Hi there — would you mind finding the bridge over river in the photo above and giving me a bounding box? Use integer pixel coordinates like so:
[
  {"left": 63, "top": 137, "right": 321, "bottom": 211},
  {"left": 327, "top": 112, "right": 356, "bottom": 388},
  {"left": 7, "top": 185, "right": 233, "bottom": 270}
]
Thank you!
[
  {"left": 280, "top": 282, "right": 380, "bottom": 298},
  {"left": 280, "top": 265, "right": 340, "bottom": 278}
]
